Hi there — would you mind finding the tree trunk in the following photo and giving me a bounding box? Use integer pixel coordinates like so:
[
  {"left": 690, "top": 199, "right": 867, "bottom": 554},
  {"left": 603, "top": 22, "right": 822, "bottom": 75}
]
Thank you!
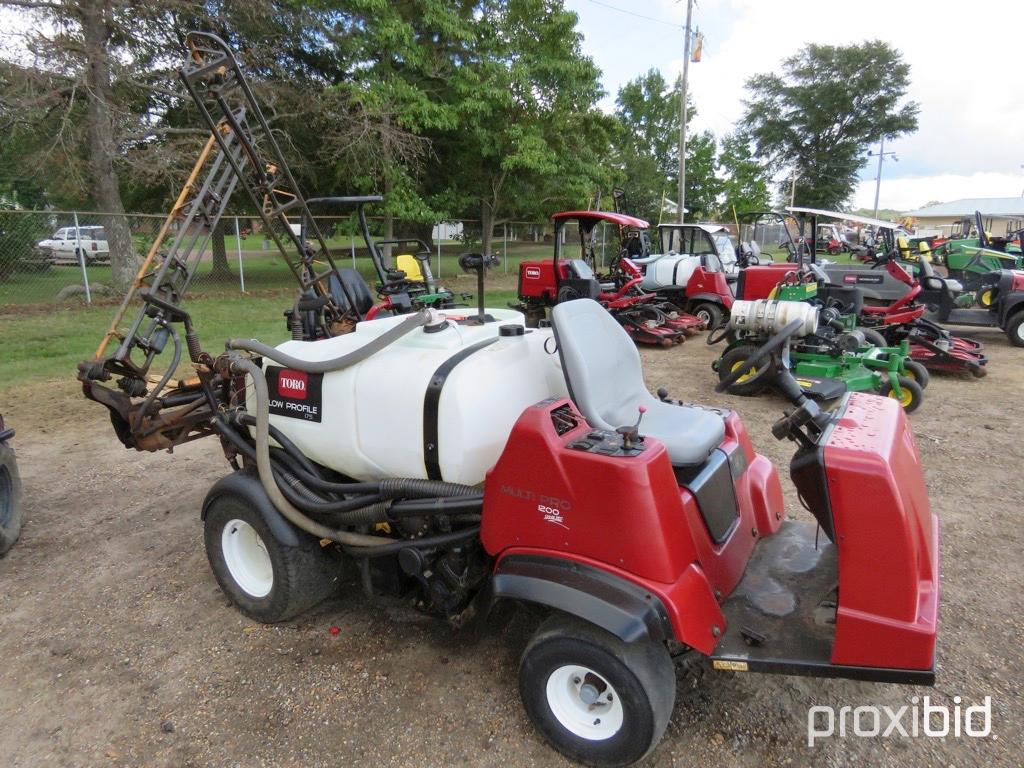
[
  {"left": 480, "top": 200, "right": 495, "bottom": 256},
  {"left": 80, "top": 0, "right": 137, "bottom": 290},
  {"left": 209, "top": 220, "right": 232, "bottom": 280}
]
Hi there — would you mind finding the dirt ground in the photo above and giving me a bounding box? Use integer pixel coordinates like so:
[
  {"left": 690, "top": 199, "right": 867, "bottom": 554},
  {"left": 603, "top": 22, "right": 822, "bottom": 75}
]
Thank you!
[{"left": 1, "top": 324, "right": 1022, "bottom": 768}]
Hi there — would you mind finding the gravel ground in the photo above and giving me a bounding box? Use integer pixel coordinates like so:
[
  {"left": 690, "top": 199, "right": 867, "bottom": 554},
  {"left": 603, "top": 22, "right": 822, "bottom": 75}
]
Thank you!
[{"left": 0, "top": 321, "right": 1022, "bottom": 767}]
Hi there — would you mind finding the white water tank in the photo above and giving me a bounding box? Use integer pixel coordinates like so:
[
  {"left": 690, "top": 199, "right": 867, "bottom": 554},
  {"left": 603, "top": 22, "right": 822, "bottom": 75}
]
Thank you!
[
  {"left": 641, "top": 254, "right": 701, "bottom": 292},
  {"left": 248, "top": 308, "right": 568, "bottom": 486}
]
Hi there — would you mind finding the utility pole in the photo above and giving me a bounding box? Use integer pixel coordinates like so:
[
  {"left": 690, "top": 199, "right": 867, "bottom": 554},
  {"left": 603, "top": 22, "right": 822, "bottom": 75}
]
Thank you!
[
  {"left": 869, "top": 136, "right": 897, "bottom": 219},
  {"left": 677, "top": 0, "right": 694, "bottom": 224},
  {"left": 789, "top": 170, "right": 799, "bottom": 208}
]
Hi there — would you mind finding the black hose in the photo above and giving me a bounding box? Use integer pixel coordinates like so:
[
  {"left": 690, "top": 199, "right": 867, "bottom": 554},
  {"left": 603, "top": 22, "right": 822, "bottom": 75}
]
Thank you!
[
  {"left": 342, "top": 526, "right": 480, "bottom": 559},
  {"left": 388, "top": 496, "right": 484, "bottom": 516},
  {"left": 234, "top": 414, "right": 476, "bottom": 499},
  {"left": 216, "top": 419, "right": 378, "bottom": 513},
  {"left": 217, "top": 419, "right": 475, "bottom": 528}
]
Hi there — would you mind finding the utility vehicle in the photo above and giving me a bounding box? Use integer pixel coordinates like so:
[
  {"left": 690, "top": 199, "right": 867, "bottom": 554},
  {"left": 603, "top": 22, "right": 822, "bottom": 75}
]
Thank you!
[
  {"left": 77, "top": 33, "right": 941, "bottom": 767},
  {"left": 514, "top": 211, "right": 702, "bottom": 345}
]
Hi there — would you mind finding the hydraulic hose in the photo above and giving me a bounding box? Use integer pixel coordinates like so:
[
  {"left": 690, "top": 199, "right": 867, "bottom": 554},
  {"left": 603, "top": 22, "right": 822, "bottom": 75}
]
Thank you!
[
  {"left": 226, "top": 309, "right": 431, "bottom": 373},
  {"left": 214, "top": 419, "right": 380, "bottom": 514},
  {"left": 236, "top": 413, "right": 477, "bottom": 499},
  {"left": 226, "top": 356, "right": 395, "bottom": 547},
  {"left": 342, "top": 526, "right": 481, "bottom": 559}
]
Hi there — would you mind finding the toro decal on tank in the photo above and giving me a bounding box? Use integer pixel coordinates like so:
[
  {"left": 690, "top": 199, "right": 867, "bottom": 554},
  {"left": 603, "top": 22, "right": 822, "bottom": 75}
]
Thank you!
[{"left": 266, "top": 366, "right": 323, "bottom": 422}]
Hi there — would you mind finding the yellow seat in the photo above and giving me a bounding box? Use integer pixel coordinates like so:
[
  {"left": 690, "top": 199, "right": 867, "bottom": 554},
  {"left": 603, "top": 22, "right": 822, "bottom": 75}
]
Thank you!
[
  {"left": 395, "top": 253, "right": 424, "bottom": 282},
  {"left": 897, "top": 236, "right": 913, "bottom": 261},
  {"left": 917, "top": 241, "right": 933, "bottom": 263}
]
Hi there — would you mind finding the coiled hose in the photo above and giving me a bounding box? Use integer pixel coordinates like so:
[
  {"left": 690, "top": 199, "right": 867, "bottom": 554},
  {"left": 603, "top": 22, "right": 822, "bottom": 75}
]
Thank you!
[{"left": 222, "top": 309, "right": 480, "bottom": 548}]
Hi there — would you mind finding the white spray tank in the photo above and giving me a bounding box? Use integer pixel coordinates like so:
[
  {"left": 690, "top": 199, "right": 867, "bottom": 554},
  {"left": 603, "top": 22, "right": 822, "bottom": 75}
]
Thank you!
[
  {"left": 727, "top": 299, "right": 819, "bottom": 338},
  {"left": 249, "top": 308, "right": 568, "bottom": 486}
]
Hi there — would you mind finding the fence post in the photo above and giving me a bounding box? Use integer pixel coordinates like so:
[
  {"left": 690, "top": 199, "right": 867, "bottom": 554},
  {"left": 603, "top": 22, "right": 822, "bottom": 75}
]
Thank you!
[
  {"left": 73, "top": 211, "right": 91, "bottom": 305},
  {"left": 436, "top": 227, "right": 441, "bottom": 280},
  {"left": 234, "top": 216, "right": 246, "bottom": 292},
  {"left": 503, "top": 222, "right": 508, "bottom": 274},
  {"left": 350, "top": 231, "right": 356, "bottom": 269}
]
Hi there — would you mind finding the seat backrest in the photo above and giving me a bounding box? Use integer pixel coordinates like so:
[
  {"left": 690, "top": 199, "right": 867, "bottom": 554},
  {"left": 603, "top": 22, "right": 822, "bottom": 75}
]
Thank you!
[
  {"left": 395, "top": 254, "right": 425, "bottom": 282},
  {"left": 897, "top": 236, "right": 912, "bottom": 260},
  {"left": 329, "top": 267, "right": 375, "bottom": 316},
  {"left": 551, "top": 299, "right": 649, "bottom": 430}
]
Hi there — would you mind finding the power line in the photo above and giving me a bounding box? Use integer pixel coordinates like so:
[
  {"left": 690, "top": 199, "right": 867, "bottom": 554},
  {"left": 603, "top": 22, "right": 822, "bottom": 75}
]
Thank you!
[{"left": 581, "top": 0, "right": 682, "bottom": 28}]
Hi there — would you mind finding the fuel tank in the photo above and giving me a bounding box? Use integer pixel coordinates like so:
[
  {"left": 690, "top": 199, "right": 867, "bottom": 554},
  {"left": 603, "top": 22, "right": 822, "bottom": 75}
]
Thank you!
[{"left": 247, "top": 308, "right": 568, "bottom": 485}]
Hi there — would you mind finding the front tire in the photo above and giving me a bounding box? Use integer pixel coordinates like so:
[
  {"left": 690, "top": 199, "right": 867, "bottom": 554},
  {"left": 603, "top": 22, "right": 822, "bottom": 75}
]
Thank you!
[
  {"left": 856, "top": 326, "right": 887, "bottom": 347},
  {"left": 902, "top": 359, "right": 930, "bottom": 390},
  {"left": 717, "top": 345, "right": 775, "bottom": 396},
  {"left": 519, "top": 615, "right": 675, "bottom": 767},
  {"left": 204, "top": 491, "right": 338, "bottom": 623},
  {"left": 1006, "top": 311, "right": 1024, "bottom": 348},
  {"left": 691, "top": 301, "right": 724, "bottom": 330},
  {"left": 880, "top": 376, "right": 924, "bottom": 413},
  {"left": 0, "top": 441, "right": 23, "bottom": 557}
]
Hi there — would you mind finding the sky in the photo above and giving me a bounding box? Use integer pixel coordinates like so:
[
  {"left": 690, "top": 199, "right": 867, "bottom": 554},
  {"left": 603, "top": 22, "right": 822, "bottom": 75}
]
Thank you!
[{"left": 564, "top": 0, "right": 1024, "bottom": 212}]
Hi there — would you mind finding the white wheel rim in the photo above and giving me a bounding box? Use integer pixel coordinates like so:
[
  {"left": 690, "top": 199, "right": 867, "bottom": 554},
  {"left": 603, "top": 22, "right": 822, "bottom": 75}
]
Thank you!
[
  {"left": 1016, "top": 323, "right": 1024, "bottom": 341},
  {"left": 545, "top": 665, "right": 624, "bottom": 741},
  {"left": 221, "top": 519, "right": 273, "bottom": 598}
]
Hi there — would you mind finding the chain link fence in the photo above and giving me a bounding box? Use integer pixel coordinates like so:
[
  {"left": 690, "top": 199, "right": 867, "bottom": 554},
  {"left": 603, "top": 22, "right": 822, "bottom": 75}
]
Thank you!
[{"left": 0, "top": 210, "right": 628, "bottom": 311}]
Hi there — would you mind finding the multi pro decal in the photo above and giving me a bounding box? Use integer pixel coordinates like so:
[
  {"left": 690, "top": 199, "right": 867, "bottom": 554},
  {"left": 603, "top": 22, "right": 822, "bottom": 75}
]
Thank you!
[{"left": 265, "top": 366, "right": 323, "bottom": 422}]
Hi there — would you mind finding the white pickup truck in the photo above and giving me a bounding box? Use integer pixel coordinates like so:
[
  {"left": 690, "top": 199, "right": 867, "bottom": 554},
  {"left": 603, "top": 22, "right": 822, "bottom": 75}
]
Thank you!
[{"left": 37, "top": 225, "right": 110, "bottom": 265}]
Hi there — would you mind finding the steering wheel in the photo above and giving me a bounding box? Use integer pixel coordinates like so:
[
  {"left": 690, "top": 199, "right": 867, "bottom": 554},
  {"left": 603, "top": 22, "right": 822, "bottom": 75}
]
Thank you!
[{"left": 715, "top": 318, "right": 804, "bottom": 393}]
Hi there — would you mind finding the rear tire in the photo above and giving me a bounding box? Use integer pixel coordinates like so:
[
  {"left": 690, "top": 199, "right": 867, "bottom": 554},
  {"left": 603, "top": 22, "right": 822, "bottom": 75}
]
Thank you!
[
  {"left": 880, "top": 376, "right": 924, "bottom": 413},
  {"left": 691, "top": 301, "right": 724, "bottom": 330},
  {"left": 902, "top": 359, "right": 930, "bottom": 390},
  {"left": 204, "top": 492, "right": 338, "bottom": 623},
  {"left": 0, "top": 441, "right": 23, "bottom": 557},
  {"left": 1006, "top": 311, "right": 1024, "bottom": 348},
  {"left": 717, "top": 345, "right": 775, "bottom": 396},
  {"left": 519, "top": 615, "right": 675, "bottom": 767}
]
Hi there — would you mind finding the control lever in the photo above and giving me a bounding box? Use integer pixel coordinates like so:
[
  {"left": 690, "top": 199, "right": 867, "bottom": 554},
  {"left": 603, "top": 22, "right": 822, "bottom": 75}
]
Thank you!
[{"left": 616, "top": 405, "right": 647, "bottom": 451}]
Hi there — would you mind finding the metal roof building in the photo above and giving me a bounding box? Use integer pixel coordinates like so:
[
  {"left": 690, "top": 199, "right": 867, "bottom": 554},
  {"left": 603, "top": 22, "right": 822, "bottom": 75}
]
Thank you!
[
  {"left": 903, "top": 197, "right": 1024, "bottom": 218},
  {"left": 903, "top": 197, "right": 1024, "bottom": 237}
]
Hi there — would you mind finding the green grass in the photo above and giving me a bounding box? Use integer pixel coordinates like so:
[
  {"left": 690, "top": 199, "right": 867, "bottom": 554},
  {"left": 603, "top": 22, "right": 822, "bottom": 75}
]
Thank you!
[
  {"left": 0, "top": 286, "right": 522, "bottom": 391},
  {"left": 0, "top": 241, "right": 552, "bottom": 308}
]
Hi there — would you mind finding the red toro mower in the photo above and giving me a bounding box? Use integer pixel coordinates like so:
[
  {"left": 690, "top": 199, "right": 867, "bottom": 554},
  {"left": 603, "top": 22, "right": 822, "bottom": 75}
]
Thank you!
[
  {"left": 515, "top": 211, "right": 703, "bottom": 346},
  {"left": 78, "top": 33, "right": 941, "bottom": 767}
]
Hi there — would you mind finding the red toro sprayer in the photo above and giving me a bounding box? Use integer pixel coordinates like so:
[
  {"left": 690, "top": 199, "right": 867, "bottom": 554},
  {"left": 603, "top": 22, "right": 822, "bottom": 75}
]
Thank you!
[{"left": 77, "top": 33, "right": 941, "bottom": 766}]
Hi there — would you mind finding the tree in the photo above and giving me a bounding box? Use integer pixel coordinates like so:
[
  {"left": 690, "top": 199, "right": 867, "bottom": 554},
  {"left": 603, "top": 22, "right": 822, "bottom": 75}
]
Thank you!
[
  {"left": 0, "top": 1, "right": 432, "bottom": 284},
  {"left": 431, "top": 0, "right": 612, "bottom": 255},
  {"left": 742, "top": 41, "right": 918, "bottom": 210},
  {"left": 718, "top": 130, "right": 771, "bottom": 216},
  {"left": 613, "top": 70, "right": 720, "bottom": 222}
]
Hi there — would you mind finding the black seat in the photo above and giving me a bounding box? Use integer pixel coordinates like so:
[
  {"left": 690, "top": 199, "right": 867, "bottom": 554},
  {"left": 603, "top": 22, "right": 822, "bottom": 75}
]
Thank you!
[
  {"left": 329, "top": 267, "right": 375, "bottom": 316},
  {"left": 815, "top": 283, "right": 863, "bottom": 315}
]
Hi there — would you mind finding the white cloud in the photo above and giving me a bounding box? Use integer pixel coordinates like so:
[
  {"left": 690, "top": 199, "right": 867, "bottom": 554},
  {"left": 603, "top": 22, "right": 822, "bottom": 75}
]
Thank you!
[
  {"left": 623, "top": 0, "right": 1024, "bottom": 210},
  {"left": 854, "top": 172, "right": 1024, "bottom": 212}
]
